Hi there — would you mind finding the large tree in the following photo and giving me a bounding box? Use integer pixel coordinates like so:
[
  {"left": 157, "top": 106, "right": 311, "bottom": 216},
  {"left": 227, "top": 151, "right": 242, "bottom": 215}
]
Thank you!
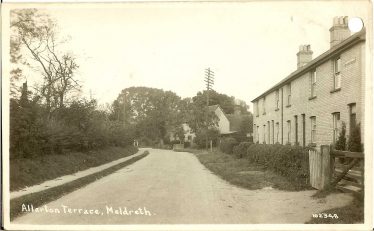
[
  {"left": 111, "top": 87, "right": 184, "bottom": 144},
  {"left": 10, "top": 9, "right": 80, "bottom": 117}
]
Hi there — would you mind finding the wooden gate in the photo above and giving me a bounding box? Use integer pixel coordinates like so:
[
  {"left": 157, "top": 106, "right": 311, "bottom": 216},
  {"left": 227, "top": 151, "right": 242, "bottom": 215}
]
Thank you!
[
  {"left": 309, "top": 149, "right": 322, "bottom": 189},
  {"left": 309, "top": 145, "right": 364, "bottom": 192},
  {"left": 308, "top": 146, "right": 332, "bottom": 190},
  {"left": 331, "top": 149, "right": 364, "bottom": 193}
]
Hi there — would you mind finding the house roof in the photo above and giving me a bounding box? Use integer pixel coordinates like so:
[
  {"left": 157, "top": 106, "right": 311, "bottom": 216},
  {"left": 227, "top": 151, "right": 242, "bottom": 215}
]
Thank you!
[
  {"left": 208, "top": 104, "right": 220, "bottom": 112},
  {"left": 251, "top": 29, "right": 366, "bottom": 102}
]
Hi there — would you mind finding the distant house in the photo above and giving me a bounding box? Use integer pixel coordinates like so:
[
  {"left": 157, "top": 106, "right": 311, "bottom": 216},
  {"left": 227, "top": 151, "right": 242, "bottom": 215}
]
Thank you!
[
  {"left": 208, "top": 105, "right": 232, "bottom": 135},
  {"left": 209, "top": 104, "right": 252, "bottom": 137},
  {"left": 169, "top": 104, "right": 252, "bottom": 144},
  {"left": 182, "top": 123, "right": 196, "bottom": 143}
]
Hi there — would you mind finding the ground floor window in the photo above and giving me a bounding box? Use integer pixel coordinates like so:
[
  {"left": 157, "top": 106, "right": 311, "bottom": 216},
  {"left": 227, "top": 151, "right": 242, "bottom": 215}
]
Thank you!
[
  {"left": 310, "top": 116, "right": 316, "bottom": 144},
  {"left": 275, "top": 122, "right": 279, "bottom": 143},
  {"left": 349, "top": 103, "right": 357, "bottom": 134},
  {"left": 263, "top": 125, "right": 266, "bottom": 143},
  {"left": 332, "top": 112, "right": 340, "bottom": 142},
  {"left": 287, "top": 120, "right": 291, "bottom": 143}
]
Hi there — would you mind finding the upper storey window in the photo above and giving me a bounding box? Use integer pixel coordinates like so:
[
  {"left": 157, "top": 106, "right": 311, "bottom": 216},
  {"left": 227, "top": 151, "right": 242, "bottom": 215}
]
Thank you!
[{"left": 333, "top": 57, "right": 341, "bottom": 90}]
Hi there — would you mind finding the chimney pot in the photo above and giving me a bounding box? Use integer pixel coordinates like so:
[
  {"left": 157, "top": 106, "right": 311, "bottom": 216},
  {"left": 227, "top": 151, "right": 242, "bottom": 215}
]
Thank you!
[
  {"left": 297, "top": 44, "right": 313, "bottom": 69},
  {"left": 330, "top": 16, "right": 350, "bottom": 47}
]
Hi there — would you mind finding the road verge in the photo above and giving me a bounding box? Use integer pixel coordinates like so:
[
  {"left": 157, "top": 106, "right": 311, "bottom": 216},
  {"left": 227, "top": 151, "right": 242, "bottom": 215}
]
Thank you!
[{"left": 10, "top": 151, "right": 149, "bottom": 220}]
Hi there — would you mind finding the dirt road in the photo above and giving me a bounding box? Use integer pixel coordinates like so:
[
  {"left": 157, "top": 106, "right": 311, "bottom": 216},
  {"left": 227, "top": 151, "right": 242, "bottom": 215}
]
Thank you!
[{"left": 13, "top": 148, "right": 352, "bottom": 224}]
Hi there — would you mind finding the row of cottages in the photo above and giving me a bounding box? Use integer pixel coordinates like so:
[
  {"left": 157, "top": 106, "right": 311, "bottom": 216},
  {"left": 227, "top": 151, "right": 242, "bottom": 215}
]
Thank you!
[{"left": 251, "top": 16, "right": 365, "bottom": 150}]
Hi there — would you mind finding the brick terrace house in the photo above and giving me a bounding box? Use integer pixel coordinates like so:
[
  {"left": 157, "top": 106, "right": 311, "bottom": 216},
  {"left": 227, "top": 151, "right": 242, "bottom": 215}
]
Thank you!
[{"left": 251, "top": 16, "right": 365, "bottom": 149}]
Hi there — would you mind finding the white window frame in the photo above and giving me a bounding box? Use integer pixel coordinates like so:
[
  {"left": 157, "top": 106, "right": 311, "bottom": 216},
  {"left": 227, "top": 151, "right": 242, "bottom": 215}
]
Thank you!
[
  {"left": 310, "top": 116, "right": 316, "bottom": 144},
  {"left": 262, "top": 97, "right": 266, "bottom": 114},
  {"left": 275, "top": 89, "right": 279, "bottom": 109},
  {"left": 287, "top": 83, "right": 291, "bottom": 106},
  {"left": 287, "top": 120, "right": 291, "bottom": 143},
  {"left": 311, "top": 70, "right": 317, "bottom": 97},
  {"left": 275, "top": 122, "right": 279, "bottom": 143},
  {"left": 263, "top": 125, "right": 266, "bottom": 143},
  {"left": 333, "top": 112, "right": 340, "bottom": 142},
  {"left": 334, "top": 57, "right": 341, "bottom": 90}
]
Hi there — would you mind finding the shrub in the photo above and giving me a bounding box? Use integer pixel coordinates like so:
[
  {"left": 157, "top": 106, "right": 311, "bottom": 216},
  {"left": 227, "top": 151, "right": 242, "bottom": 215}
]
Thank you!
[
  {"left": 184, "top": 141, "right": 191, "bottom": 148},
  {"left": 246, "top": 144, "right": 309, "bottom": 188},
  {"left": 194, "top": 128, "right": 220, "bottom": 149},
  {"left": 348, "top": 124, "right": 362, "bottom": 152},
  {"left": 232, "top": 142, "right": 252, "bottom": 158},
  {"left": 335, "top": 122, "right": 347, "bottom": 150},
  {"left": 219, "top": 137, "right": 239, "bottom": 154}
]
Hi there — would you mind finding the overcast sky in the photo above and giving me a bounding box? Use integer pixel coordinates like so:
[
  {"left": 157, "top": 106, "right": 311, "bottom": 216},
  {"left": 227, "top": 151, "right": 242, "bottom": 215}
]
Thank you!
[{"left": 11, "top": 1, "right": 370, "bottom": 110}]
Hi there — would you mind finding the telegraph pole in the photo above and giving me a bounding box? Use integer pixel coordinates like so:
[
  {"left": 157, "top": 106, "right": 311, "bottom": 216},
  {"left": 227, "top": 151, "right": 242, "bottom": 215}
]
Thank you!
[{"left": 204, "top": 68, "right": 215, "bottom": 150}]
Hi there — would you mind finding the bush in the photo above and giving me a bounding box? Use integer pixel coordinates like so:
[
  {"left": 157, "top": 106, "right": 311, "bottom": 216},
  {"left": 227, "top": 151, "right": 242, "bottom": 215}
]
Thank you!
[
  {"left": 246, "top": 144, "right": 310, "bottom": 188},
  {"left": 10, "top": 96, "right": 136, "bottom": 159},
  {"left": 348, "top": 124, "right": 362, "bottom": 152},
  {"left": 194, "top": 128, "right": 219, "bottom": 149},
  {"left": 232, "top": 142, "right": 252, "bottom": 158},
  {"left": 184, "top": 141, "right": 191, "bottom": 148},
  {"left": 219, "top": 137, "right": 239, "bottom": 154},
  {"left": 335, "top": 122, "right": 347, "bottom": 150}
]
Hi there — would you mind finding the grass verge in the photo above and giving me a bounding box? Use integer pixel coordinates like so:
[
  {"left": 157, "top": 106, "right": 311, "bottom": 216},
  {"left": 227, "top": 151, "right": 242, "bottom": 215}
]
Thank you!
[
  {"left": 10, "top": 146, "right": 138, "bottom": 191},
  {"left": 10, "top": 151, "right": 149, "bottom": 221},
  {"left": 189, "top": 148, "right": 312, "bottom": 191}
]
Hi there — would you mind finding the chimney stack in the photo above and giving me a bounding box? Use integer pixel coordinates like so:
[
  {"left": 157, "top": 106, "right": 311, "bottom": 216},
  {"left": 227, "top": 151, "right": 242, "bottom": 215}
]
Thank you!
[
  {"left": 297, "top": 45, "right": 313, "bottom": 69},
  {"left": 330, "top": 16, "right": 351, "bottom": 47}
]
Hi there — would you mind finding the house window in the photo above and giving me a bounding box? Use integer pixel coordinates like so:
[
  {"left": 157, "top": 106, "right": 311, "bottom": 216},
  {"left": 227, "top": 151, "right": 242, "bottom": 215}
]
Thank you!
[
  {"left": 263, "top": 125, "right": 266, "bottom": 143},
  {"left": 255, "top": 101, "right": 259, "bottom": 116},
  {"left": 262, "top": 97, "right": 266, "bottom": 114},
  {"left": 257, "top": 126, "right": 260, "bottom": 142},
  {"left": 286, "top": 83, "right": 291, "bottom": 106},
  {"left": 275, "top": 90, "right": 279, "bottom": 110},
  {"left": 294, "top": 115, "right": 298, "bottom": 144},
  {"left": 310, "top": 70, "right": 317, "bottom": 97},
  {"left": 349, "top": 103, "right": 357, "bottom": 134},
  {"left": 275, "top": 122, "right": 279, "bottom": 143},
  {"left": 310, "top": 116, "right": 316, "bottom": 144},
  {"left": 332, "top": 112, "right": 340, "bottom": 142},
  {"left": 271, "top": 120, "right": 274, "bottom": 144},
  {"left": 267, "top": 121, "right": 270, "bottom": 144},
  {"left": 287, "top": 120, "right": 291, "bottom": 143},
  {"left": 334, "top": 57, "right": 341, "bottom": 90}
]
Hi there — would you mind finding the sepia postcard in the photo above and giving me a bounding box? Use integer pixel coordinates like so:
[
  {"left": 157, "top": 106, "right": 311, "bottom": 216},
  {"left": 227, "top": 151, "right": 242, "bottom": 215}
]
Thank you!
[{"left": 1, "top": 1, "right": 373, "bottom": 230}]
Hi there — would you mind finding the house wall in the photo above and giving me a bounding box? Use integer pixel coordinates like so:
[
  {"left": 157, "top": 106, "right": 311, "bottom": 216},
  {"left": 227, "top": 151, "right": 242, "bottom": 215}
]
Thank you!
[
  {"left": 182, "top": 123, "right": 196, "bottom": 142},
  {"left": 215, "top": 107, "right": 231, "bottom": 134},
  {"left": 253, "top": 41, "right": 365, "bottom": 149}
]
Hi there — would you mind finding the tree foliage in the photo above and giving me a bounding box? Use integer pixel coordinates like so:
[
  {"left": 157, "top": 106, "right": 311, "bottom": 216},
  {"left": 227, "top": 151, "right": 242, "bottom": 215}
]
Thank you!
[
  {"left": 10, "top": 9, "right": 80, "bottom": 116},
  {"left": 335, "top": 122, "right": 347, "bottom": 151},
  {"left": 348, "top": 124, "right": 362, "bottom": 152},
  {"left": 110, "top": 87, "right": 184, "bottom": 144},
  {"left": 9, "top": 10, "right": 134, "bottom": 159}
]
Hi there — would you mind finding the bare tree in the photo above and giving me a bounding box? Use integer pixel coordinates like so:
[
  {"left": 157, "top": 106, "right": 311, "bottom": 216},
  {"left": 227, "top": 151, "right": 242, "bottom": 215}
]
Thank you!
[{"left": 10, "top": 9, "right": 80, "bottom": 117}]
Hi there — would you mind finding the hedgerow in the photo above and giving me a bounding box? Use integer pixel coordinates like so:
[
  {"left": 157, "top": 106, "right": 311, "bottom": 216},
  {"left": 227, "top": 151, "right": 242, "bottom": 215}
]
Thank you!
[{"left": 234, "top": 143, "right": 310, "bottom": 189}]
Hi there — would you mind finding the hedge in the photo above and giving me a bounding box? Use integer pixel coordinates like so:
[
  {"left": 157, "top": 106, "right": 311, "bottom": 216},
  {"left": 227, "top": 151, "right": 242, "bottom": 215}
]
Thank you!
[
  {"left": 232, "top": 142, "right": 252, "bottom": 158},
  {"left": 219, "top": 137, "right": 239, "bottom": 154},
  {"left": 234, "top": 143, "right": 310, "bottom": 188}
]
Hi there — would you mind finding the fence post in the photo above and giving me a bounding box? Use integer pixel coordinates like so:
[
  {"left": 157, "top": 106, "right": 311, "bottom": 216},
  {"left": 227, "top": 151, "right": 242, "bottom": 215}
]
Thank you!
[{"left": 321, "top": 145, "right": 332, "bottom": 189}]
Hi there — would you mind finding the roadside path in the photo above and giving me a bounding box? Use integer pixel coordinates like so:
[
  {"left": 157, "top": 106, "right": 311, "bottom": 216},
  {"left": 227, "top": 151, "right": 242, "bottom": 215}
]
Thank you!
[
  {"left": 10, "top": 149, "right": 146, "bottom": 200},
  {"left": 13, "top": 149, "right": 353, "bottom": 224}
]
